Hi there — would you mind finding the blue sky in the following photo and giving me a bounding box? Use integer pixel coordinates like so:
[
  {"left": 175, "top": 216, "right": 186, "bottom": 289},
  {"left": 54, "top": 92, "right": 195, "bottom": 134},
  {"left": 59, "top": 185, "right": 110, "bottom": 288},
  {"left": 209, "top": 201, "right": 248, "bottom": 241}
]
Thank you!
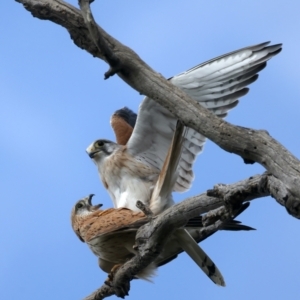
[{"left": 2, "top": 0, "right": 300, "bottom": 299}]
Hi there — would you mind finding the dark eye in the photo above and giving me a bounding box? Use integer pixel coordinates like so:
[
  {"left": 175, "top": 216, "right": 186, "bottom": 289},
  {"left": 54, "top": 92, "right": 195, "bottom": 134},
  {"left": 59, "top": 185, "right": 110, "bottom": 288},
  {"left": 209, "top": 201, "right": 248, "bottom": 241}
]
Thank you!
[
  {"left": 97, "top": 141, "right": 104, "bottom": 147},
  {"left": 76, "top": 202, "right": 84, "bottom": 210}
]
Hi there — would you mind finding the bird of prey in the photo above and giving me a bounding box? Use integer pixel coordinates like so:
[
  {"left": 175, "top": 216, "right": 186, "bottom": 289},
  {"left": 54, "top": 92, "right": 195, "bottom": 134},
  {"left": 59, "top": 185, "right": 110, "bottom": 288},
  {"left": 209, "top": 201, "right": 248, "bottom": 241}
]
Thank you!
[
  {"left": 86, "top": 42, "right": 282, "bottom": 213},
  {"left": 71, "top": 194, "right": 254, "bottom": 285}
]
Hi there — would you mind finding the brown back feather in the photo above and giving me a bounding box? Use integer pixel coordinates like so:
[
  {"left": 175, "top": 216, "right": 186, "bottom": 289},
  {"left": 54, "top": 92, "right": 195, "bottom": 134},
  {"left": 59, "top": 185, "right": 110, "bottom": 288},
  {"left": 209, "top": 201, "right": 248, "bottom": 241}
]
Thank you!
[{"left": 80, "top": 208, "right": 147, "bottom": 242}]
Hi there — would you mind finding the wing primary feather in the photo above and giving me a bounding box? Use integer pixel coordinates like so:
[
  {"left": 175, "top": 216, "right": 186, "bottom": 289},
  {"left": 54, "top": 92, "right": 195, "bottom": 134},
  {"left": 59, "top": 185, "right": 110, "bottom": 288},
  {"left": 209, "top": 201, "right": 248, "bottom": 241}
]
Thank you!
[
  {"left": 186, "top": 216, "right": 255, "bottom": 231},
  {"left": 149, "top": 121, "right": 185, "bottom": 214},
  {"left": 221, "top": 222, "right": 256, "bottom": 231}
]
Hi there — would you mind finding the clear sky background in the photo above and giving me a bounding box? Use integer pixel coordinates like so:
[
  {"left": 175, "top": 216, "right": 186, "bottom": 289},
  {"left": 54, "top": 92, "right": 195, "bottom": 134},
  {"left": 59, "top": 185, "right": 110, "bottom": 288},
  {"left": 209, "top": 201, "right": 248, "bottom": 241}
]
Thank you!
[{"left": 2, "top": 0, "right": 300, "bottom": 299}]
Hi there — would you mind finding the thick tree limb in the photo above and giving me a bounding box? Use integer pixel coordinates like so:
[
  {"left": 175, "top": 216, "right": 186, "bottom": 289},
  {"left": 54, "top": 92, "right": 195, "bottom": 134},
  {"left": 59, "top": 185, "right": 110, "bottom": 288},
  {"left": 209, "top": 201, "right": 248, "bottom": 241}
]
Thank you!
[{"left": 16, "top": 0, "right": 300, "bottom": 219}]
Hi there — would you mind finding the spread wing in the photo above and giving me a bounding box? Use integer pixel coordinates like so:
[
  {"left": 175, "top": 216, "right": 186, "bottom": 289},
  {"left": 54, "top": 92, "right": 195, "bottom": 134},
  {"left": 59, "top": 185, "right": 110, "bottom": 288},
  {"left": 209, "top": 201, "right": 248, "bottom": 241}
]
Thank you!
[{"left": 126, "top": 42, "right": 282, "bottom": 192}]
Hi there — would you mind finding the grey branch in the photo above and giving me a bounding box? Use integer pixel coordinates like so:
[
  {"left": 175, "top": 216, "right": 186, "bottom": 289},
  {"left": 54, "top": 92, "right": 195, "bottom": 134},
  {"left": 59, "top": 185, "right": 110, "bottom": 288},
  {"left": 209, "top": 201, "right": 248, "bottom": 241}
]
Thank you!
[
  {"left": 15, "top": 0, "right": 300, "bottom": 298},
  {"left": 78, "top": 0, "right": 123, "bottom": 79}
]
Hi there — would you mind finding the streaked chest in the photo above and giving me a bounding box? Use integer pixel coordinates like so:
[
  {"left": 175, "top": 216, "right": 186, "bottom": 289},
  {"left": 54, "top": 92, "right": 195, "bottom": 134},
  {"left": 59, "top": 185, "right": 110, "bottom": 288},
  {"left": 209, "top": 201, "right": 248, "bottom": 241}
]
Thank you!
[
  {"left": 99, "top": 149, "right": 159, "bottom": 208},
  {"left": 87, "top": 231, "right": 137, "bottom": 263}
]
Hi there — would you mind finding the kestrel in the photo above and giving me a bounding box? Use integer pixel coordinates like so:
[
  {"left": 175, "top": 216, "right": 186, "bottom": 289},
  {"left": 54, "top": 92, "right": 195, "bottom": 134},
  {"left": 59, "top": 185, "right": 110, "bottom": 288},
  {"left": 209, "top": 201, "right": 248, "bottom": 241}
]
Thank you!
[
  {"left": 71, "top": 194, "right": 253, "bottom": 284},
  {"left": 87, "top": 42, "right": 282, "bottom": 213},
  {"left": 86, "top": 42, "right": 280, "bottom": 285}
]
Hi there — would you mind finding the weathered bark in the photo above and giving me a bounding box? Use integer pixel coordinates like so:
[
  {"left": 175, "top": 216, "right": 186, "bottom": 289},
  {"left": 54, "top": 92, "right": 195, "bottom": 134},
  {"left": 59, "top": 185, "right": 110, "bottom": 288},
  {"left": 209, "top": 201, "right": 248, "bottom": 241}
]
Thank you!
[{"left": 15, "top": 0, "right": 300, "bottom": 298}]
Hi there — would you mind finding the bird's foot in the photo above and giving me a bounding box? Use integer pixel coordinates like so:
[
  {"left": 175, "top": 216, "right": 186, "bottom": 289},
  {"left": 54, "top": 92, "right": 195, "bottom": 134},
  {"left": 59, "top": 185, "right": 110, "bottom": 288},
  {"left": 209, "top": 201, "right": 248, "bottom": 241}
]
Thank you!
[
  {"left": 136, "top": 200, "right": 154, "bottom": 219},
  {"left": 104, "top": 264, "right": 123, "bottom": 287},
  {"left": 104, "top": 264, "right": 131, "bottom": 298}
]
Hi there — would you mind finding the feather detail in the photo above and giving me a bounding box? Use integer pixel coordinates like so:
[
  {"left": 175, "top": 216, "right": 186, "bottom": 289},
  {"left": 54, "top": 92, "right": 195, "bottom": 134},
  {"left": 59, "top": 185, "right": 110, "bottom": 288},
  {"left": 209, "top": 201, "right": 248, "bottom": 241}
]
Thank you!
[
  {"left": 174, "top": 229, "right": 225, "bottom": 286},
  {"left": 136, "top": 263, "right": 157, "bottom": 282},
  {"left": 150, "top": 121, "right": 185, "bottom": 214},
  {"left": 80, "top": 208, "right": 147, "bottom": 242}
]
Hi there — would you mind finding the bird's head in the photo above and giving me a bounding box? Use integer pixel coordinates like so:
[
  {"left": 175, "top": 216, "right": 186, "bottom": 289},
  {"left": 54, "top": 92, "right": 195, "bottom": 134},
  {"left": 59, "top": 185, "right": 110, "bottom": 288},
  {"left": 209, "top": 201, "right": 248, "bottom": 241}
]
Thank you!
[
  {"left": 72, "top": 194, "right": 102, "bottom": 216},
  {"left": 86, "top": 139, "right": 118, "bottom": 164},
  {"left": 71, "top": 194, "right": 103, "bottom": 242}
]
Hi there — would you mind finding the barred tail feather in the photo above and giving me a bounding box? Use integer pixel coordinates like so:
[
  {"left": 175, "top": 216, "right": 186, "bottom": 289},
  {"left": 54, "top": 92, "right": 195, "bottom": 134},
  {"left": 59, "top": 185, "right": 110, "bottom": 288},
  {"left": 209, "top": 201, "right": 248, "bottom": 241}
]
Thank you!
[{"left": 174, "top": 228, "right": 225, "bottom": 286}]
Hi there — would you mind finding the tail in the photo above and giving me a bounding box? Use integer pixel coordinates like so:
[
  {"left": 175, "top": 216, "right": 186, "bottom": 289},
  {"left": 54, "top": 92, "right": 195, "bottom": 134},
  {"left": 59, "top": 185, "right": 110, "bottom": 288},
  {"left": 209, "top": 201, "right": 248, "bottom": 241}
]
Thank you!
[
  {"left": 136, "top": 262, "right": 157, "bottom": 283},
  {"left": 185, "top": 202, "right": 256, "bottom": 232},
  {"left": 174, "top": 228, "right": 225, "bottom": 286}
]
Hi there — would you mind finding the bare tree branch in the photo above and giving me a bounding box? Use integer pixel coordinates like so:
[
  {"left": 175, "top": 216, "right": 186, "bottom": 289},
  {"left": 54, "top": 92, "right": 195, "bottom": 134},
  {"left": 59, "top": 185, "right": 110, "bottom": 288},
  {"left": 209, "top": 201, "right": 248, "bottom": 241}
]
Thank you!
[
  {"left": 15, "top": 0, "right": 300, "bottom": 298},
  {"left": 83, "top": 285, "right": 115, "bottom": 300},
  {"left": 78, "top": 0, "right": 123, "bottom": 79}
]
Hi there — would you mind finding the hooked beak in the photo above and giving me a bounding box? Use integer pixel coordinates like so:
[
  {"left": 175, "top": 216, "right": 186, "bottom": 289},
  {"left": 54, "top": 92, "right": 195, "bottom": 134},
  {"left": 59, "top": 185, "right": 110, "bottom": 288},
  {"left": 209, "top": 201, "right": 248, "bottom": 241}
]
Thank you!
[
  {"left": 87, "top": 194, "right": 103, "bottom": 211},
  {"left": 87, "top": 151, "right": 99, "bottom": 158},
  {"left": 87, "top": 194, "right": 95, "bottom": 205}
]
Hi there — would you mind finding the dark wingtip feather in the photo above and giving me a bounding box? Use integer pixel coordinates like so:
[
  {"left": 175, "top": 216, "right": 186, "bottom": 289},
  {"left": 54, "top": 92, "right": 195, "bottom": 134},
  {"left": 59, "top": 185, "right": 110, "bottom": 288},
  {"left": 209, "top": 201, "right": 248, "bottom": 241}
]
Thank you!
[
  {"left": 222, "top": 221, "right": 256, "bottom": 231},
  {"left": 221, "top": 202, "right": 256, "bottom": 231}
]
